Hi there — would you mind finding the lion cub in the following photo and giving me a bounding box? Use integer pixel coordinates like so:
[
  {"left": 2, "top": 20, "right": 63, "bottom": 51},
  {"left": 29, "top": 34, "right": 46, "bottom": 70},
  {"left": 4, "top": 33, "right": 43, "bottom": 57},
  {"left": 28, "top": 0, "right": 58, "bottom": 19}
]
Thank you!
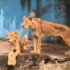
[{"left": 6, "top": 30, "right": 29, "bottom": 66}]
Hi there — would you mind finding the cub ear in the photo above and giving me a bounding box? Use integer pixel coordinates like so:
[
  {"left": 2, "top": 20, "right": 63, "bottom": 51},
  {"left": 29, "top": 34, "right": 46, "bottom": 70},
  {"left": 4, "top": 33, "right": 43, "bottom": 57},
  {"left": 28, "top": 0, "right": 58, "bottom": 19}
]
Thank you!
[
  {"left": 6, "top": 31, "right": 9, "bottom": 34},
  {"left": 23, "top": 16, "right": 27, "bottom": 19},
  {"left": 15, "top": 30, "right": 18, "bottom": 34},
  {"left": 28, "top": 16, "right": 32, "bottom": 21}
]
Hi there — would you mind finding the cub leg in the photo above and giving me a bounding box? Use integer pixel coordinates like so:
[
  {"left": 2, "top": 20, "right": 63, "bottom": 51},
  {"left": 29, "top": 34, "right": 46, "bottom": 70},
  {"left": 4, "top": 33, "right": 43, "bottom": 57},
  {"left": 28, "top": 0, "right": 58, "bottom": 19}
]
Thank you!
[
  {"left": 8, "top": 44, "right": 14, "bottom": 66},
  {"left": 24, "top": 45, "right": 33, "bottom": 50},
  {"left": 8, "top": 51, "right": 14, "bottom": 65},
  {"left": 11, "top": 50, "right": 20, "bottom": 66}
]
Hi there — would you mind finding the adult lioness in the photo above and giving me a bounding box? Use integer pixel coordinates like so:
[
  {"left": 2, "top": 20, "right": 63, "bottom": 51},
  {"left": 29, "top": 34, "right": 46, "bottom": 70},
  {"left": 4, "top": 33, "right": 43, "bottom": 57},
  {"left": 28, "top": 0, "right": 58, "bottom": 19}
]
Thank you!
[
  {"left": 6, "top": 30, "right": 29, "bottom": 66},
  {"left": 22, "top": 16, "right": 70, "bottom": 55}
]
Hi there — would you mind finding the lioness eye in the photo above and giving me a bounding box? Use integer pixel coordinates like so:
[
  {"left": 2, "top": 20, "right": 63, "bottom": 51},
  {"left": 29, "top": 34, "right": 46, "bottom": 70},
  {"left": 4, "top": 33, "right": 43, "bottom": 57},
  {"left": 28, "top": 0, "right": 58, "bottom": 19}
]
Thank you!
[{"left": 11, "top": 35, "right": 13, "bottom": 36}]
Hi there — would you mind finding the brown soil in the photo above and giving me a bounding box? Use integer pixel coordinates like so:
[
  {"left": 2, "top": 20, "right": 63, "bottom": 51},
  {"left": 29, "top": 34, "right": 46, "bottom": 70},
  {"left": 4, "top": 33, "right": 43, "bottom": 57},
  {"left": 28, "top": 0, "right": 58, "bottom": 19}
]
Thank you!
[{"left": 0, "top": 39, "right": 70, "bottom": 70}]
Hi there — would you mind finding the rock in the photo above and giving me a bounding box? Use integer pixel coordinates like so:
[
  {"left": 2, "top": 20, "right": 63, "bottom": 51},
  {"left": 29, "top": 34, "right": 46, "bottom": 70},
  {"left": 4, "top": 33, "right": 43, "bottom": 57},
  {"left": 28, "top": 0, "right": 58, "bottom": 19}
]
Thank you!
[{"left": 0, "top": 40, "right": 70, "bottom": 70}]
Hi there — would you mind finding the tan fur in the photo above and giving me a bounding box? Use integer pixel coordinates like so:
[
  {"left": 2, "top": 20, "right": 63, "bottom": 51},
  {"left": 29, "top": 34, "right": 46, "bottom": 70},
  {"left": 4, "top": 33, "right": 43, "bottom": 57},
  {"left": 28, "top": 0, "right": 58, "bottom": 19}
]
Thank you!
[
  {"left": 22, "top": 16, "right": 70, "bottom": 55},
  {"left": 6, "top": 30, "right": 29, "bottom": 66}
]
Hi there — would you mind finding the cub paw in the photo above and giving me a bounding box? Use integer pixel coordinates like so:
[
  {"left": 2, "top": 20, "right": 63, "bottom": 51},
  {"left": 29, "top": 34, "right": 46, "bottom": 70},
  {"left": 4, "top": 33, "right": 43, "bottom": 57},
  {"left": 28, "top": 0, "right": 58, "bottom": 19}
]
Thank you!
[
  {"left": 11, "top": 59, "right": 16, "bottom": 66},
  {"left": 8, "top": 60, "right": 12, "bottom": 66},
  {"left": 24, "top": 47, "right": 28, "bottom": 50}
]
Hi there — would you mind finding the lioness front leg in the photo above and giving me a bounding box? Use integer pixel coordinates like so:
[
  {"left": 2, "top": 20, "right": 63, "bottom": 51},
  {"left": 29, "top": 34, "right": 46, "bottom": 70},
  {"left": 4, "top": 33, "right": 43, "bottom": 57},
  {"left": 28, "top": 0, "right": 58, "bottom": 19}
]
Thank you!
[
  {"left": 36, "top": 36, "right": 41, "bottom": 54},
  {"left": 12, "top": 50, "right": 20, "bottom": 66},
  {"left": 30, "top": 36, "right": 37, "bottom": 53},
  {"left": 23, "top": 38, "right": 28, "bottom": 50}
]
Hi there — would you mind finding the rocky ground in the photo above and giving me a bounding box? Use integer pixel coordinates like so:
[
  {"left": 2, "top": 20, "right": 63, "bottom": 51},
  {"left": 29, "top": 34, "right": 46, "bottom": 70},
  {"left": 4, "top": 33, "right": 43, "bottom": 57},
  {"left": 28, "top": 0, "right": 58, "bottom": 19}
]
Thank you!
[{"left": 0, "top": 39, "right": 70, "bottom": 70}]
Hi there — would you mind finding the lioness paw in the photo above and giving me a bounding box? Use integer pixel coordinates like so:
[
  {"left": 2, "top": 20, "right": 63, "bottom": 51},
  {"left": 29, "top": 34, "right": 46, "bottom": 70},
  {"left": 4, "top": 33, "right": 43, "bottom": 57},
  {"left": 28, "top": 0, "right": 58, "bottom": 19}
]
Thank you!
[
  {"left": 65, "top": 51, "right": 70, "bottom": 56},
  {"left": 30, "top": 50, "right": 36, "bottom": 53},
  {"left": 36, "top": 50, "right": 41, "bottom": 54}
]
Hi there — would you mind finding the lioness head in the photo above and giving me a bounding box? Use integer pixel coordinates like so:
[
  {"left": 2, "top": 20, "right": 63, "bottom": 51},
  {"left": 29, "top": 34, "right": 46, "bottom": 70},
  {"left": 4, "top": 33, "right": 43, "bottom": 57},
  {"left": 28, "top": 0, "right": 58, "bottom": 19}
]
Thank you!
[
  {"left": 6, "top": 30, "right": 18, "bottom": 43},
  {"left": 22, "top": 16, "right": 32, "bottom": 29}
]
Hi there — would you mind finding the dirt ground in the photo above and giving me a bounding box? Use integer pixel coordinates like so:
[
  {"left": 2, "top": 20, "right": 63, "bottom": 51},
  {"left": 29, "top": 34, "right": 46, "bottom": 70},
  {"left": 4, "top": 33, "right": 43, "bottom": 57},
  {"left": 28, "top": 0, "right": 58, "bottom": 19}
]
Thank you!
[
  {"left": 0, "top": 39, "right": 70, "bottom": 70},
  {"left": 0, "top": 40, "right": 9, "bottom": 55}
]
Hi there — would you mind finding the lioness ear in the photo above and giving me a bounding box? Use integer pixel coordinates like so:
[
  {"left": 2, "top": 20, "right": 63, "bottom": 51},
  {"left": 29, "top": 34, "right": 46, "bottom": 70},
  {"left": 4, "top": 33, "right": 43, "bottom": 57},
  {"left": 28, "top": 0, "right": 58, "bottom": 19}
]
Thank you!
[
  {"left": 23, "top": 16, "right": 27, "bottom": 19},
  {"left": 28, "top": 16, "right": 32, "bottom": 21},
  {"left": 15, "top": 30, "right": 18, "bottom": 34},
  {"left": 6, "top": 31, "right": 9, "bottom": 34},
  {"left": 37, "top": 18, "right": 41, "bottom": 23}
]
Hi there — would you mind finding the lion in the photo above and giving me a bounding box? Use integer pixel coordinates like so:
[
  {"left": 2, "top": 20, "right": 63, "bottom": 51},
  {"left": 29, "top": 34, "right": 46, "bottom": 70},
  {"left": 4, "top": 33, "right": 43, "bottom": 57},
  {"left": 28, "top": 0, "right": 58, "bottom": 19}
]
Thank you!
[
  {"left": 22, "top": 16, "right": 70, "bottom": 55},
  {"left": 6, "top": 30, "right": 30, "bottom": 66}
]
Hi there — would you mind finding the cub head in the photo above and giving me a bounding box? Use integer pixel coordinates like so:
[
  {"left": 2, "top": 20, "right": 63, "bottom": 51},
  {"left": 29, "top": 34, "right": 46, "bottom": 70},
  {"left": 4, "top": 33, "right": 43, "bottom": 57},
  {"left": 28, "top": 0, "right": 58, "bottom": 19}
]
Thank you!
[
  {"left": 6, "top": 30, "right": 18, "bottom": 43},
  {"left": 22, "top": 16, "right": 32, "bottom": 29}
]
